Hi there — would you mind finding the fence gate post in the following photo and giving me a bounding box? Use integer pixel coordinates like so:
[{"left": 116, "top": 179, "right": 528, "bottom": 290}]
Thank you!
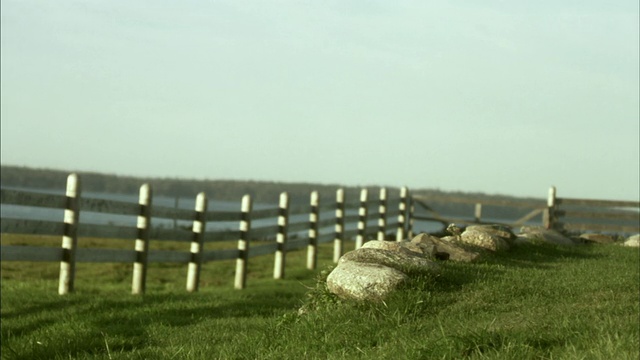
[
  {"left": 273, "top": 192, "right": 289, "bottom": 279},
  {"left": 407, "top": 197, "right": 415, "bottom": 239},
  {"left": 543, "top": 186, "right": 557, "bottom": 229},
  {"left": 377, "top": 187, "right": 387, "bottom": 241},
  {"left": 307, "top": 191, "right": 319, "bottom": 270},
  {"left": 186, "top": 192, "right": 208, "bottom": 292},
  {"left": 355, "top": 189, "right": 368, "bottom": 249},
  {"left": 59, "top": 173, "right": 81, "bottom": 295},
  {"left": 132, "top": 183, "right": 152, "bottom": 295},
  {"left": 234, "top": 195, "right": 252, "bottom": 290},
  {"left": 333, "top": 188, "right": 345, "bottom": 263},
  {"left": 474, "top": 203, "right": 482, "bottom": 223},
  {"left": 396, "top": 187, "right": 408, "bottom": 242}
]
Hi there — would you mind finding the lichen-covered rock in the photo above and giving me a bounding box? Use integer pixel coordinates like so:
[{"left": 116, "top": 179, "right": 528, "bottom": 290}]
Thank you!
[
  {"left": 624, "top": 234, "right": 639, "bottom": 247},
  {"left": 411, "top": 233, "right": 481, "bottom": 262},
  {"left": 340, "top": 247, "right": 438, "bottom": 273},
  {"left": 516, "top": 226, "right": 576, "bottom": 246},
  {"left": 465, "top": 224, "right": 516, "bottom": 244},
  {"left": 460, "top": 229, "right": 510, "bottom": 251},
  {"left": 326, "top": 261, "right": 408, "bottom": 301}
]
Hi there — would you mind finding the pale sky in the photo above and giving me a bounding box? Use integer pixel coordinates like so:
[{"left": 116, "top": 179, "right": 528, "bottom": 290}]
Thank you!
[{"left": 1, "top": 1, "right": 639, "bottom": 201}]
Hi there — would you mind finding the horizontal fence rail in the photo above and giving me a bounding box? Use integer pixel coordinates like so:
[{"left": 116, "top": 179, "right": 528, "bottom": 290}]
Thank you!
[
  {"left": 545, "top": 186, "right": 640, "bottom": 234},
  {"left": 1, "top": 174, "right": 412, "bottom": 295}
]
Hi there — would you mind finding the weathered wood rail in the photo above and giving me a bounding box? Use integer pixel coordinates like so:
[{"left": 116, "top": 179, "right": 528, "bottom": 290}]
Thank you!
[
  {"left": 1, "top": 174, "right": 412, "bottom": 295},
  {"left": 544, "top": 186, "right": 640, "bottom": 234},
  {"left": 411, "top": 194, "right": 547, "bottom": 231}
]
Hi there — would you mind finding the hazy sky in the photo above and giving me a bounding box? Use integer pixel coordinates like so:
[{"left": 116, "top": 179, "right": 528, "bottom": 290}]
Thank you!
[{"left": 1, "top": 1, "right": 639, "bottom": 201}]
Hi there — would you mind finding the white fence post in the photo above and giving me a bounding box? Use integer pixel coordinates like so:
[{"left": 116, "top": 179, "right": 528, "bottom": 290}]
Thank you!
[
  {"left": 333, "top": 188, "right": 345, "bottom": 263},
  {"left": 377, "top": 187, "right": 387, "bottom": 241},
  {"left": 307, "top": 191, "right": 319, "bottom": 270},
  {"left": 234, "top": 195, "right": 252, "bottom": 290},
  {"left": 544, "top": 186, "right": 557, "bottom": 229},
  {"left": 186, "top": 192, "right": 208, "bottom": 292},
  {"left": 132, "top": 183, "right": 152, "bottom": 295},
  {"left": 407, "top": 197, "right": 415, "bottom": 239},
  {"left": 396, "top": 186, "right": 408, "bottom": 242},
  {"left": 59, "top": 173, "right": 81, "bottom": 295},
  {"left": 273, "top": 192, "right": 289, "bottom": 280},
  {"left": 474, "top": 203, "right": 482, "bottom": 223},
  {"left": 355, "top": 188, "right": 368, "bottom": 249}
]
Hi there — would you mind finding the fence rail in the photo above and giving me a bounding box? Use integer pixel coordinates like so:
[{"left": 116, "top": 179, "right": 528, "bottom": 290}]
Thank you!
[
  {"left": 1, "top": 174, "right": 411, "bottom": 295},
  {"left": 545, "top": 186, "right": 640, "bottom": 234}
]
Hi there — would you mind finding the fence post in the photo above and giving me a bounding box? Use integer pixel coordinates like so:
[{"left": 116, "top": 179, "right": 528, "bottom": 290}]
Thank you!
[
  {"left": 186, "top": 192, "right": 208, "bottom": 292},
  {"left": 59, "top": 173, "right": 81, "bottom": 295},
  {"left": 377, "top": 187, "right": 387, "bottom": 240},
  {"left": 132, "top": 183, "right": 152, "bottom": 295},
  {"left": 273, "top": 192, "right": 289, "bottom": 279},
  {"left": 355, "top": 188, "right": 368, "bottom": 249},
  {"left": 407, "top": 197, "right": 415, "bottom": 239},
  {"left": 543, "top": 186, "right": 557, "bottom": 229},
  {"left": 234, "top": 195, "right": 252, "bottom": 290},
  {"left": 474, "top": 203, "right": 482, "bottom": 223},
  {"left": 396, "top": 186, "right": 408, "bottom": 242},
  {"left": 307, "top": 191, "right": 319, "bottom": 270},
  {"left": 333, "top": 188, "right": 345, "bottom": 263}
]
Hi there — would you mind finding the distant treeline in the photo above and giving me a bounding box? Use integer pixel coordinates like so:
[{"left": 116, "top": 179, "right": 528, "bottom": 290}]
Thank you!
[{"left": 0, "top": 165, "right": 544, "bottom": 219}]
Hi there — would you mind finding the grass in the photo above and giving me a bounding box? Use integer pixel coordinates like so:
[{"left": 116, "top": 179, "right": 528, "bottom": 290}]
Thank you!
[{"left": 1, "top": 234, "right": 639, "bottom": 359}]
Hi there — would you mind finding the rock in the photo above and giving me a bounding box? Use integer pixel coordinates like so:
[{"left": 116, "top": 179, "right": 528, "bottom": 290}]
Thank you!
[
  {"left": 465, "top": 224, "right": 516, "bottom": 244},
  {"left": 624, "top": 234, "right": 639, "bottom": 247},
  {"left": 326, "top": 261, "right": 408, "bottom": 301},
  {"left": 340, "top": 247, "right": 439, "bottom": 273},
  {"left": 579, "top": 233, "right": 616, "bottom": 245},
  {"left": 411, "top": 233, "right": 482, "bottom": 262},
  {"left": 460, "top": 229, "right": 510, "bottom": 252},
  {"left": 516, "top": 226, "right": 576, "bottom": 246},
  {"left": 325, "top": 242, "right": 440, "bottom": 301}
]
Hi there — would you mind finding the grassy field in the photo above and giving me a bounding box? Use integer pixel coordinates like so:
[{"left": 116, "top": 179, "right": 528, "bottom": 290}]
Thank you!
[{"left": 1, "top": 234, "right": 639, "bottom": 359}]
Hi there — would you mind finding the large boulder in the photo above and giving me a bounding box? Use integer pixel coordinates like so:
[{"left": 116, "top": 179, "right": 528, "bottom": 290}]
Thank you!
[
  {"left": 465, "top": 224, "right": 516, "bottom": 244},
  {"left": 326, "top": 243, "right": 439, "bottom": 301},
  {"left": 326, "top": 261, "right": 408, "bottom": 301},
  {"left": 460, "top": 228, "right": 510, "bottom": 252},
  {"left": 411, "top": 233, "right": 482, "bottom": 262},
  {"left": 624, "top": 234, "right": 639, "bottom": 247},
  {"left": 516, "top": 226, "right": 576, "bottom": 246}
]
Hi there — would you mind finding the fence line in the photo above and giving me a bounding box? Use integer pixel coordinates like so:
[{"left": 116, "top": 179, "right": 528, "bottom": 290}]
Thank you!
[
  {"left": 544, "top": 186, "right": 640, "bottom": 234},
  {"left": 1, "top": 174, "right": 410, "bottom": 294}
]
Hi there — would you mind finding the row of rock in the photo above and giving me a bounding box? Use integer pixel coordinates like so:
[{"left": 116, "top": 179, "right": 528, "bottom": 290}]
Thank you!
[{"left": 325, "top": 225, "right": 639, "bottom": 302}]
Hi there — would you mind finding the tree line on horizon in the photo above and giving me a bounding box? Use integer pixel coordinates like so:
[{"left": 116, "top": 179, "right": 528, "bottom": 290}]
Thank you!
[{"left": 0, "top": 165, "right": 544, "bottom": 220}]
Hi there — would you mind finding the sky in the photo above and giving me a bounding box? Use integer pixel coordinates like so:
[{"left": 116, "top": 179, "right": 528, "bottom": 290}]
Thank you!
[{"left": 1, "top": 1, "right": 639, "bottom": 201}]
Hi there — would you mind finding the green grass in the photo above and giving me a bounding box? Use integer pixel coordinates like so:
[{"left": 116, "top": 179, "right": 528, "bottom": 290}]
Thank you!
[{"left": 1, "top": 235, "right": 639, "bottom": 359}]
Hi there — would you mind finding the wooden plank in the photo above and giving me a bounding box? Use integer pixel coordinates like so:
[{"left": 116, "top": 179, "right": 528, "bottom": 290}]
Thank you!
[
  {"left": 148, "top": 250, "right": 192, "bottom": 263},
  {"left": 0, "top": 245, "right": 63, "bottom": 261},
  {"left": 148, "top": 227, "right": 192, "bottom": 242},
  {"left": 76, "top": 248, "right": 136, "bottom": 263},
  {"left": 203, "top": 248, "right": 238, "bottom": 262},
  {"left": 203, "top": 229, "right": 238, "bottom": 243},
  {"left": 79, "top": 197, "right": 139, "bottom": 216},
  {"left": 557, "top": 198, "right": 640, "bottom": 208},
  {"left": 150, "top": 205, "right": 197, "bottom": 221},
  {"left": 556, "top": 209, "right": 640, "bottom": 221},
  {"left": 559, "top": 222, "right": 640, "bottom": 233},
  {"left": 205, "top": 210, "right": 240, "bottom": 222},
  {"left": 412, "top": 194, "right": 545, "bottom": 209},
  {"left": 77, "top": 223, "right": 138, "bottom": 239},
  {"left": 0, "top": 189, "right": 66, "bottom": 209},
  {"left": 251, "top": 208, "right": 280, "bottom": 220},
  {"left": 0, "top": 218, "right": 65, "bottom": 235},
  {"left": 286, "top": 221, "right": 309, "bottom": 233},
  {"left": 249, "top": 225, "right": 279, "bottom": 240},
  {"left": 249, "top": 243, "right": 278, "bottom": 257}
]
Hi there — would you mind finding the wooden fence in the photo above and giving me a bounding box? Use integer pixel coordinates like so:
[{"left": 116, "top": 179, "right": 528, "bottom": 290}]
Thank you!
[
  {"left": 1, "top": 174, "right": 412, "bottom": 295},
  {"left": 544, "top": 186, "right": 640, "bottom": 234},
  {"left": 411, "top": 194, "right": 548, "bottom": 230}
]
